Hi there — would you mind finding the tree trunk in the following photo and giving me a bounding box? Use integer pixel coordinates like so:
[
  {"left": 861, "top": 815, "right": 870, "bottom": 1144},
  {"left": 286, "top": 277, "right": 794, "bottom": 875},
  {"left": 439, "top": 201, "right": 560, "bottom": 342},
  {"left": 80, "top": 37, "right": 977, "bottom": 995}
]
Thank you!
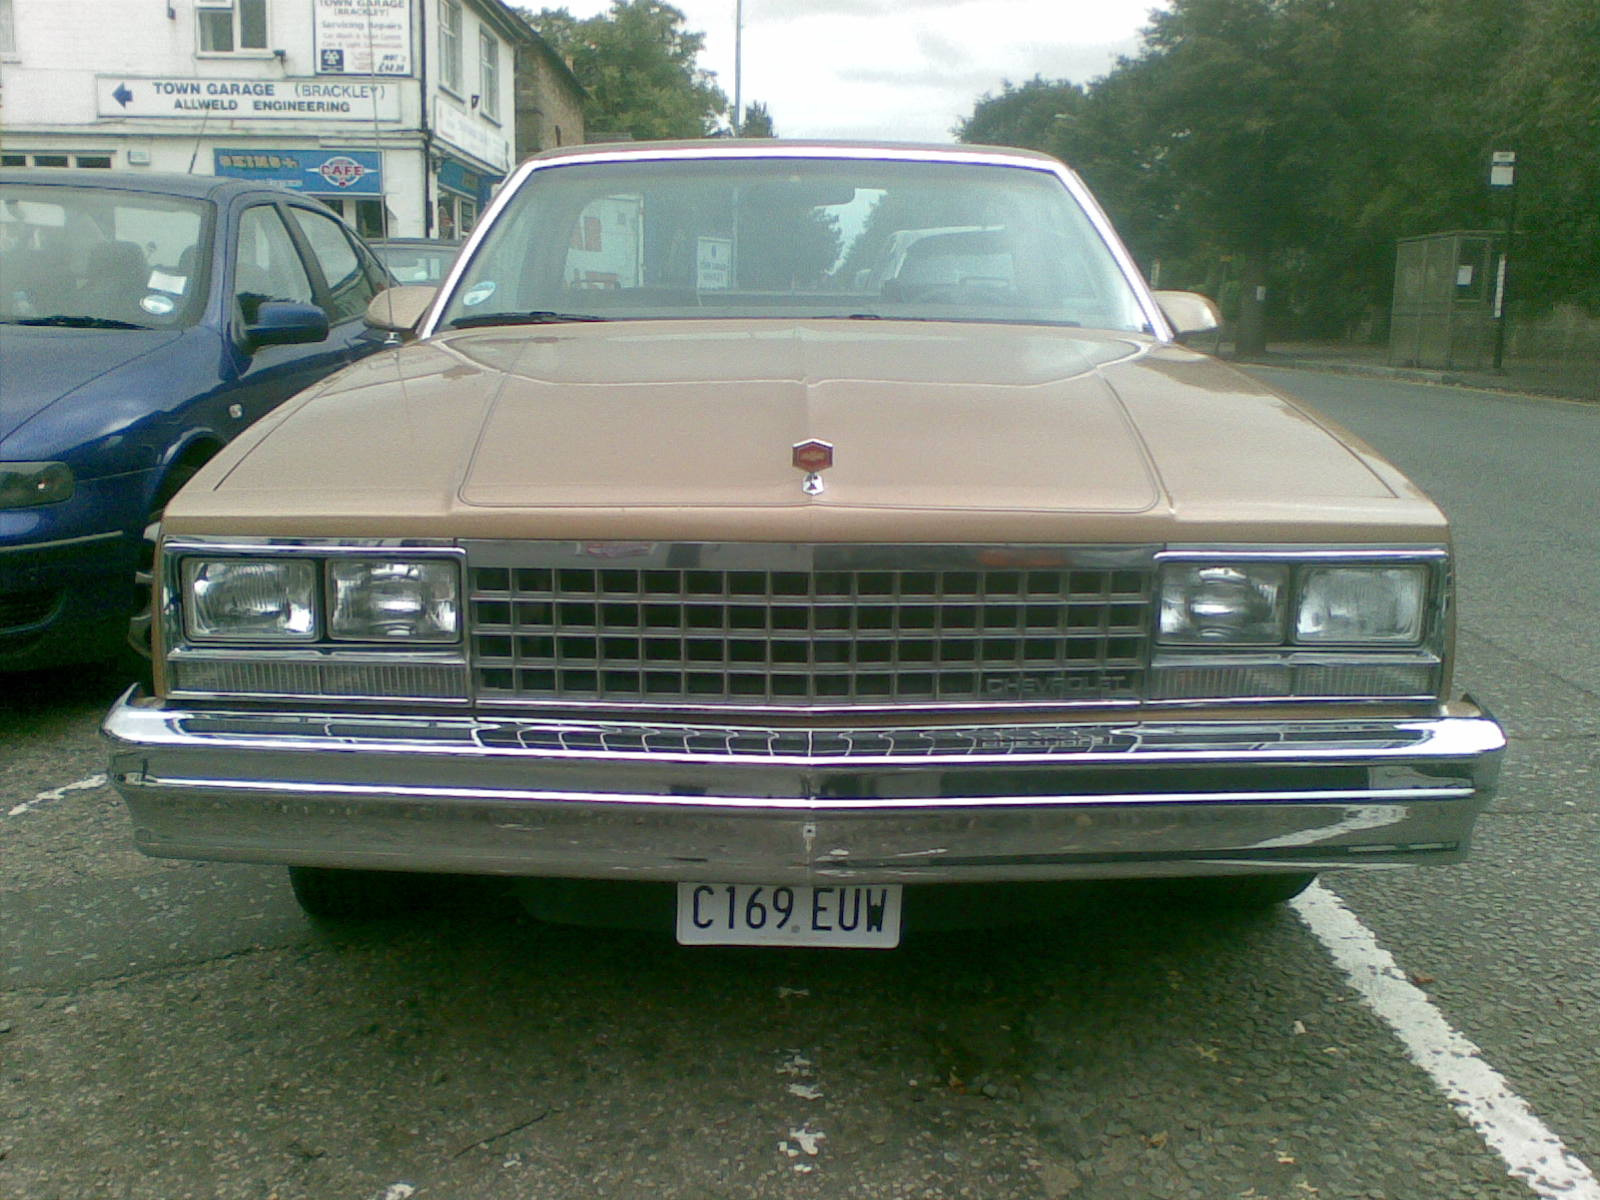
[{"left": 1234, "top": 248, "right": 1269, "bottom": 360}]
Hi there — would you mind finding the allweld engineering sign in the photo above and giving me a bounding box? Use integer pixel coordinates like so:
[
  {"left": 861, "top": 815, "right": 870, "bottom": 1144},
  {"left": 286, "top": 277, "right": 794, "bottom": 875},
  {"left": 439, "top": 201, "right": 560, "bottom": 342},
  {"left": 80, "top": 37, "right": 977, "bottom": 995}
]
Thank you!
[
  {"left": 97, "top": 77, "right": 400, "bottom": 122},
  {"left": 214, "top": 149, "right": 383, "bottom": 196}
]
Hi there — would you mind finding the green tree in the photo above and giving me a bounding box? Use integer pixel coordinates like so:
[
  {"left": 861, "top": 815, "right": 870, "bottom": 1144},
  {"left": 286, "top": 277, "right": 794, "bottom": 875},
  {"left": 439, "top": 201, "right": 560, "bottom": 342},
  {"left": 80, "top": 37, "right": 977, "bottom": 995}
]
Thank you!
[
  {"left": 1494, "top": 0, "right": 1600, "bottom": 310},
  {"left": 738, "top": 101, "right": 777, "bottom": 137},
  {"left": 522, "top": 1, "right": 728, "bottom": 139}
]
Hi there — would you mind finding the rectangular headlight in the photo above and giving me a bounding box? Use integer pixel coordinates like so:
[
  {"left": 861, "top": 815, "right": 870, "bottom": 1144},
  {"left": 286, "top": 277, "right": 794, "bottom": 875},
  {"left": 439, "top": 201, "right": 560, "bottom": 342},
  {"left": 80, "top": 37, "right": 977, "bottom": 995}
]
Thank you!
[
  {"left": 1294, "top": 565, "right": 1427, "bottom": 644},
  {"left": 184, "top": 558, "right": 317, "bottom": 641},
  {"left": 1158, "top": 563, "right": 1288, "bottom": 645},
  {"left": 328, "top": 559, "right": 459, "bottom": 642}
]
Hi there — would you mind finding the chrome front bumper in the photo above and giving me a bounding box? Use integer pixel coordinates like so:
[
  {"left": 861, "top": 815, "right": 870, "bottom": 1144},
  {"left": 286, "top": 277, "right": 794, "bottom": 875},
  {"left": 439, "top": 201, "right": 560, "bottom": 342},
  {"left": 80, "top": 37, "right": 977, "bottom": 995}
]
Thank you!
[{"left": 104, "top": 689, "right": 1505, "bottom": 883}]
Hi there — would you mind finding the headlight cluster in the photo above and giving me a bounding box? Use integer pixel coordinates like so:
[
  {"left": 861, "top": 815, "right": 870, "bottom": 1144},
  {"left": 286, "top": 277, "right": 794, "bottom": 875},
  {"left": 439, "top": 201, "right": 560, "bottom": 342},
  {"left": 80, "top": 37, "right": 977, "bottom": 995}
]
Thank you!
[
  {"left": 1159, "top": 561, "right": 1428, "bottom": 648},
  {"left": 0, "top": 462, "right": 74, "bottom": 509},
  {"left": 182, "top": 556, "right": 459, "bottom": 643}
]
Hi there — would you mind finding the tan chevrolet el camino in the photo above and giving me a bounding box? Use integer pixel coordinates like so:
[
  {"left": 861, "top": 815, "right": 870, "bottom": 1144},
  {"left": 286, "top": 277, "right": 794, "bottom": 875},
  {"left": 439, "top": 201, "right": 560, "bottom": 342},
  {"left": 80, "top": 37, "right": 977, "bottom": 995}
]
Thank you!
[{"left": 105, "top": 142, "right": 1504, "bottom": 945}]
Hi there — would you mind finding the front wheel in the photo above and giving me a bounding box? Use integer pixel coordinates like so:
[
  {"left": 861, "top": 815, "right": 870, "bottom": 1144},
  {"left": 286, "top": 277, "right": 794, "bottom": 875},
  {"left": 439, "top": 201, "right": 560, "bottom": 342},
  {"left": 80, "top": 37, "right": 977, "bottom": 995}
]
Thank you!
[{"left": 287, "top": 865, "right": 424, "bottom": 921}]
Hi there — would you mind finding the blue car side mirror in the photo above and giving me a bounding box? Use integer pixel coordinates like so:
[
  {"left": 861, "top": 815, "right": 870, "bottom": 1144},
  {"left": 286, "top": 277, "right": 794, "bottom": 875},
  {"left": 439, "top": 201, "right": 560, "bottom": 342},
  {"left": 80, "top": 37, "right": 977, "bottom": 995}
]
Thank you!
[{"left": 245, "top": 301, "right": 330, "bottom": 351}]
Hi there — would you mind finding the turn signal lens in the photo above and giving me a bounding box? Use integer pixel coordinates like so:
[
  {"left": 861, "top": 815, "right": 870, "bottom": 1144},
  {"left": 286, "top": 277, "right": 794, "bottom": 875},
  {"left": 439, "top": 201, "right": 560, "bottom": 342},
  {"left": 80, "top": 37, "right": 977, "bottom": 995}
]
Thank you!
[{"left": 0, "top": 461, "right": 74, "bottom": 509}]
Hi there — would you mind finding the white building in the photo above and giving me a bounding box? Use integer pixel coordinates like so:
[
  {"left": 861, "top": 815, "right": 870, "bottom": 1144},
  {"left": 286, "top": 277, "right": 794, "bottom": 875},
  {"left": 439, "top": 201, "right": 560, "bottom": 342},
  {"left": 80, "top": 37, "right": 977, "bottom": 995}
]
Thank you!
[{"left": 0, "top": 0, "right": 550, "bottom": 239}]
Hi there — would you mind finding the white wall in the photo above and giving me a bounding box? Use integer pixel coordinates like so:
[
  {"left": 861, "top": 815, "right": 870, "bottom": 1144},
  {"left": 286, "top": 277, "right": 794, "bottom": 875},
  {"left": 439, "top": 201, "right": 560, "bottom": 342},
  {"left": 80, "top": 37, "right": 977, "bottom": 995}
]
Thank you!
[
  {"left": 0, "top": 0, "right": 520, "bottom": 236},
  {"left": 428, "top": 0, "right": 515, "bottom": 175}
]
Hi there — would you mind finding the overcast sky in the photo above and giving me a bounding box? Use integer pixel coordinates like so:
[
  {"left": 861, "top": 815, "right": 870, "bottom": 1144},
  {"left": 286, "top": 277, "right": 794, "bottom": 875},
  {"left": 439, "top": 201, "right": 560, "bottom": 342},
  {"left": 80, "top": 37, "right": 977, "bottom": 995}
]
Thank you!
[{"left": 554, "top": 0, "right": 1163, "bottom": 143}]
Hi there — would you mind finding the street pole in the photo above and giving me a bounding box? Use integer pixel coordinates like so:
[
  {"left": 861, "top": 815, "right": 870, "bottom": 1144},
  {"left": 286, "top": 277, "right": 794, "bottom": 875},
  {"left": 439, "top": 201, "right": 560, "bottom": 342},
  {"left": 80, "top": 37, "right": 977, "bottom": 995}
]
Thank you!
[
  {"left": 1489, "top": 150, "right": 1516, "bottom": 370},
  {"left": 733, "top": 0, "right": 743, "bottom": 135}
]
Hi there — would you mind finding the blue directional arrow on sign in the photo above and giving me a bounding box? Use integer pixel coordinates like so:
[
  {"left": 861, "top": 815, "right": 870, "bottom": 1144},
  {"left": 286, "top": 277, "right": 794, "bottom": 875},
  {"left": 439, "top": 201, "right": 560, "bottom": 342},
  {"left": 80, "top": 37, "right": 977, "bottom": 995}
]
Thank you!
[{"left": 113, "top": 82, "right": 134, "bottom": 108}]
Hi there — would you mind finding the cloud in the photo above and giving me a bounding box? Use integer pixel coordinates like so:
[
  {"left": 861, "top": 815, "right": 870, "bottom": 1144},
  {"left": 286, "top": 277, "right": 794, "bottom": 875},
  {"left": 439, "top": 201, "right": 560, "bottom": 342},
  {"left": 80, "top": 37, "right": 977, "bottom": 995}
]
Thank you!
[
  {"left": 752, "top": 0, "right": 977, "bottom": 20},
  {"left": 1016, "top": 38, "right": 1143, "bottom": 83},
  {"left": 837, "top": 63, "right": 1014, "bottom": 92}
]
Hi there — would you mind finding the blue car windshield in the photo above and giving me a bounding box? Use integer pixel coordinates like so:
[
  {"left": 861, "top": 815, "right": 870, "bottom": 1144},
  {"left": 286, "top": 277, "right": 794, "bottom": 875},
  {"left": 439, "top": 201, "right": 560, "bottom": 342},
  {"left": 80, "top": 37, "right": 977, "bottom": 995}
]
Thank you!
[
  {"left": 438, "top": 156, "right": 1150, "bottom": 333},
  {"left": 0, "top": 184, "right": 211, "bottom": 329}
]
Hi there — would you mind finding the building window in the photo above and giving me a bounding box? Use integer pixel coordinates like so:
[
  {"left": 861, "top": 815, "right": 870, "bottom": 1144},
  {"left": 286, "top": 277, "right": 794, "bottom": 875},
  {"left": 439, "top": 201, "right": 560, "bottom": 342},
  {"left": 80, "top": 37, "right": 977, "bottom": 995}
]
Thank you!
[
  {"left": 439, "top": 0, "right": 462, "bottom": 94},
  {"left": 1, "top": 151, "right": 114, "bottom": 168},
  {"left": 1, "top": 0, "right": 16, "bottom": 54},
  {"left": 479, "top": 30, "right": 499, "bottom": 120},
  {"left": 198, "top": 0, "right": 267, "bottom": 53}
]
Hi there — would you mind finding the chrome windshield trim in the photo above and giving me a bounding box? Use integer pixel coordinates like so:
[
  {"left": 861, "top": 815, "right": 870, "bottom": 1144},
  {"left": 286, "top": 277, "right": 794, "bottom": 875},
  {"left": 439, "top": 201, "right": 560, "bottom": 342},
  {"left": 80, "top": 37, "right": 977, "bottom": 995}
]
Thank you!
[{"left": 419, "top": 143, "right": 1167, "bottom": 340}]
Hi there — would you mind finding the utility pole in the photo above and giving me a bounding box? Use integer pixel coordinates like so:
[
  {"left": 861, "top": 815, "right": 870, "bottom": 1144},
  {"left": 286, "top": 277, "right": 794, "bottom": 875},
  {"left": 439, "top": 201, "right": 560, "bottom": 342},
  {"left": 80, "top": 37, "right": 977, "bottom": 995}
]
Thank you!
[{"left": 733, "top": 0, "right": 743, "bottom": 135}]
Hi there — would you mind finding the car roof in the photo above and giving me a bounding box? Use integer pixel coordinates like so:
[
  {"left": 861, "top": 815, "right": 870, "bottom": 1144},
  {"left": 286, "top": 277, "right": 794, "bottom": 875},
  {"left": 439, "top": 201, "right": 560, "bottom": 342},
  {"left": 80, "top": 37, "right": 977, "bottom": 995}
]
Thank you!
[
  {"left": 522, "top": 139, "right": 1065, "bottom": 168},
  {"left": 0, "top": 167, "right": 307, "bottom": 202}
]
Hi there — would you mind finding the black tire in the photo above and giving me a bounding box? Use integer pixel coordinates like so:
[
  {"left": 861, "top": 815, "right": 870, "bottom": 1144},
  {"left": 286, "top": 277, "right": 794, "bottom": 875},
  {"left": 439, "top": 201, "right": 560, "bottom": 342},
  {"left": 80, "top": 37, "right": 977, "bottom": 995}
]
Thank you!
[
  {"left": 1173, "top": 872, "right": 1318, "bottom": 908},
  {"left": 287, "top": 865, "right": 424, "bottom": 921}
]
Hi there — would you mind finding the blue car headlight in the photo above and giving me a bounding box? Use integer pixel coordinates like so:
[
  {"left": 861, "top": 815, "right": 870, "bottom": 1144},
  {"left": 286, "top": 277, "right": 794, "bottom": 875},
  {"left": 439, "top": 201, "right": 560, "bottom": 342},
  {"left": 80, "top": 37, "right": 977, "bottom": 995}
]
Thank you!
[{"left": 0, "top": 462, "right": 75, "bottom": 509}]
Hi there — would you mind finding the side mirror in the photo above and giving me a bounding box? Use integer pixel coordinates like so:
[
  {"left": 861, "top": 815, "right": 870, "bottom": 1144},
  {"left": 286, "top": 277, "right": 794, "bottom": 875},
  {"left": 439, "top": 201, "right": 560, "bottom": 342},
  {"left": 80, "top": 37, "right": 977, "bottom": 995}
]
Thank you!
[
  {"left": 365, "top": 285, "right": 438, "bottom": 336},
  {"left": 1153, "top": 290, "right": 1221, "bottom": 338},
  {"left": 245, "top": 301, "right": 330, "bottom": 350}
]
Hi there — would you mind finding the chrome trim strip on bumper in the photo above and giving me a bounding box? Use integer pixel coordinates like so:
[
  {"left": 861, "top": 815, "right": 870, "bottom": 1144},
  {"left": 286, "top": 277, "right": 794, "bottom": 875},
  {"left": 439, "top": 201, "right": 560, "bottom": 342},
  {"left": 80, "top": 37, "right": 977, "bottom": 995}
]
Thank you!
[{"left": 105, "top": 690, "right": 1505, "bottom": 883}]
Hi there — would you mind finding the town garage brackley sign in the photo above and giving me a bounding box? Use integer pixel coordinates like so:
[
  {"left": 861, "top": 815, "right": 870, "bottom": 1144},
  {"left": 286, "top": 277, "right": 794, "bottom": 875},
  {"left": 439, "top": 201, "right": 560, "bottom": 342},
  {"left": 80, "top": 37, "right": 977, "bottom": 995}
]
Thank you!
[
  {"left": 95, "top": 77, "right": 400, "bottom": 122},
  {"left": 314, "top": 0, "right": 412, "bottom": 76}
]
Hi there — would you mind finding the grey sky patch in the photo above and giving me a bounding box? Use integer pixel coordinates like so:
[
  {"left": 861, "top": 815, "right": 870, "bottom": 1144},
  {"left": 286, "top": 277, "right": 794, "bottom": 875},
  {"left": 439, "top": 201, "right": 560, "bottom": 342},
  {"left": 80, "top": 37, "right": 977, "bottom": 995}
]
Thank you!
[
  {"left": 838, "top": 64, "right": 1016, "bottom": 92},
  {"left": 555, "top": 0, "right": 1159, "bottom": 143},
  {"left": 915, "top": 29, "right": 970, "bottom": 71},
  {"left": 753, "top": 0, "right": 976, "bottom": 21},
  {"left": 1017, "top": 39, "right": 1142, "bottom": 84}
]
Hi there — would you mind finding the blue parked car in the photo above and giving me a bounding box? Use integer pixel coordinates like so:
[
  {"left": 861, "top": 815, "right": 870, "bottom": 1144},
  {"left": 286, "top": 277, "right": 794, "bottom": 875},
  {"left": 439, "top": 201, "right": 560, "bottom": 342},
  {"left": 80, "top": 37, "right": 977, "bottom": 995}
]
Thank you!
[{"left": 1, "top": 169, "right": 394, "bottom": 671}]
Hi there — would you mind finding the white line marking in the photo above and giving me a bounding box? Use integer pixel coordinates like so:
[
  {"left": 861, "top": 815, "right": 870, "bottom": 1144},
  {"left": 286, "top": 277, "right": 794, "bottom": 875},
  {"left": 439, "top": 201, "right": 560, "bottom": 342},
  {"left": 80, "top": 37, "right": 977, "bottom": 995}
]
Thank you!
[
  {"left": 1293, "top": 881, "right": 1600, "bottom": 1199},
  {"left": 8, "top": 773, "right": 107, "bottom": 818}
]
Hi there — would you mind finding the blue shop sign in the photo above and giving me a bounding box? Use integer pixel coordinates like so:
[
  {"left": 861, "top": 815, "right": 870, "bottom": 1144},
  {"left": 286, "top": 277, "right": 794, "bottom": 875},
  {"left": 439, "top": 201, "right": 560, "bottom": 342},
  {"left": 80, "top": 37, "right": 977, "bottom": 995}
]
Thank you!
[
  {"left": 214, "top": 148, "right": 383, "bottom": 196},
  {"left": 438, "top": 157, "right": 500, "bottom": 205}
]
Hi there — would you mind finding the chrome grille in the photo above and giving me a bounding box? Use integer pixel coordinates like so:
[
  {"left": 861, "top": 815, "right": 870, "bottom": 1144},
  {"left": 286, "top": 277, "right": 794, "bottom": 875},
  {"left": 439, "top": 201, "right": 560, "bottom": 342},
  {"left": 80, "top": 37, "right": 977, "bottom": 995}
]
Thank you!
[{"left": 466, "top": 544, "right": 1155, "bottom": 708}]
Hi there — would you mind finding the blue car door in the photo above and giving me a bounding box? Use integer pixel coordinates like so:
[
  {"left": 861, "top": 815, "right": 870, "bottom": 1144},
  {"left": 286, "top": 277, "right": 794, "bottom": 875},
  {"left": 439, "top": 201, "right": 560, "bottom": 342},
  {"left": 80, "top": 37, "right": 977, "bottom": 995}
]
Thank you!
[
  {"left": 222, "top": 200, "right": 350, "bottom": 430},
  {"left": 281, "top": 202, "right": 392, "bottom": 367}
]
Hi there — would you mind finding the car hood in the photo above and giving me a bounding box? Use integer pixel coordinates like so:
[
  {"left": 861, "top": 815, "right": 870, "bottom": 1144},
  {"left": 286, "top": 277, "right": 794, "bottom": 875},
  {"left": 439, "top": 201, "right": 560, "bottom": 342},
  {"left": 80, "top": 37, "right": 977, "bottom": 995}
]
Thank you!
[
  {"left": 0, "top": 324, "right": 184, "bottom": 447},
  {"left": 174, "top": 320, "right": 1446, "bottom": 543}
]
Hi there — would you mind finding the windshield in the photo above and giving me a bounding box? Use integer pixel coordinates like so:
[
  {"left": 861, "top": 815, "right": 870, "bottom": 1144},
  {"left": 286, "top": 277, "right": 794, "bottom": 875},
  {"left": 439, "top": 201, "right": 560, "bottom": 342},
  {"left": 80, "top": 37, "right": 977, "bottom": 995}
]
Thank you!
[
  {"left": 0, "top": 184, "right": 211, "bottom": 329},
  {"left": 437, "top": 156, "right": 1150, "bottom": 332}
]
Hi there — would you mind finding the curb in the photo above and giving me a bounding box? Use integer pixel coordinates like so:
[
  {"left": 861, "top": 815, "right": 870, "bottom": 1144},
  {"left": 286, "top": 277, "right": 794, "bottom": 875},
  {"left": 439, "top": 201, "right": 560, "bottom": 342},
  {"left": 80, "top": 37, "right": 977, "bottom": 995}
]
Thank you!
[{"left": 1242, "top": 355, "right": 1599, "bottom": 405}]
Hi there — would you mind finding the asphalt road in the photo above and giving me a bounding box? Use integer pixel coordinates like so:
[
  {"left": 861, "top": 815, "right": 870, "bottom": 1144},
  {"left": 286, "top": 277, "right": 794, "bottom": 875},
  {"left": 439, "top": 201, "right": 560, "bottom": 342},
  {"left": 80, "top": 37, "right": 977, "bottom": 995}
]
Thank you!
[{"left": 1, "top": 368, "right": 1595, "bottom": 1200}]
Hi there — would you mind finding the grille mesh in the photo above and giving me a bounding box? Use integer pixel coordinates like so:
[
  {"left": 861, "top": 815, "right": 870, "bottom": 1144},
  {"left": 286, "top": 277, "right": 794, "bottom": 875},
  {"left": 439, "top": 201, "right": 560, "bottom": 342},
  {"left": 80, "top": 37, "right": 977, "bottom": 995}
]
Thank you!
[{"left": 468, "top": 559, "right": 1152, "bottom": 707}]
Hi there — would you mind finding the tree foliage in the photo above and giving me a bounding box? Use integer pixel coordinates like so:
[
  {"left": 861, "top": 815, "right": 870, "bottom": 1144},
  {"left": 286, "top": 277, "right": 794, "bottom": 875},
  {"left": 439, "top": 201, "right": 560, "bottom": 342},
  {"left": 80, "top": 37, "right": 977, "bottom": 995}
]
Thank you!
[
  {"left": 738, "top": 101, "right": 777, "bottom": 137},
  {"left": 522, "top": 1, "right": 727, "bottom": 139},
  {"left": 958, "top": 0, "right": 1599, "bottom": 345}
]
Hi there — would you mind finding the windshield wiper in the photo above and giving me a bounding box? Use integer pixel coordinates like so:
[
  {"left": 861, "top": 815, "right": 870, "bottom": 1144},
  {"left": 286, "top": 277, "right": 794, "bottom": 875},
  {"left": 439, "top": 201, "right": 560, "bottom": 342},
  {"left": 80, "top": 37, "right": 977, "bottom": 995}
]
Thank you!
[
  {"left": 447, "top": 311, "right": 609, "bottom": 329},
  {"left": 11, "top": 315, "right": 152, "bottom": 330}
]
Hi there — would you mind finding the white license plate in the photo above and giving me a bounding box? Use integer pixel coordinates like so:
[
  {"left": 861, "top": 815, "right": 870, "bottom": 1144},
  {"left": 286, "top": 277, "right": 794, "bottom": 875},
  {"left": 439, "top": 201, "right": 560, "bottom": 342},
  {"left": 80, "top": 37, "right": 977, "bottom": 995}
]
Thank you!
[{"left": 675, "top": 883, "right": 903, "bottom": 948}]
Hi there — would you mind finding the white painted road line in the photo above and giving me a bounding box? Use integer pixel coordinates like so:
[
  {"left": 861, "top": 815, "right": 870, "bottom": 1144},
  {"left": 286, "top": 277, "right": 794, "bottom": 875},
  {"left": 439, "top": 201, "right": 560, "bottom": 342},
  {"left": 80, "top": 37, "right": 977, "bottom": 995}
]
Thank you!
[
  {"left": 1294, "top": 882, "right": 1600, "bottom": 1200},
  {"left": 7, "top": 773, "right": 107, "bottom": 818}
]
